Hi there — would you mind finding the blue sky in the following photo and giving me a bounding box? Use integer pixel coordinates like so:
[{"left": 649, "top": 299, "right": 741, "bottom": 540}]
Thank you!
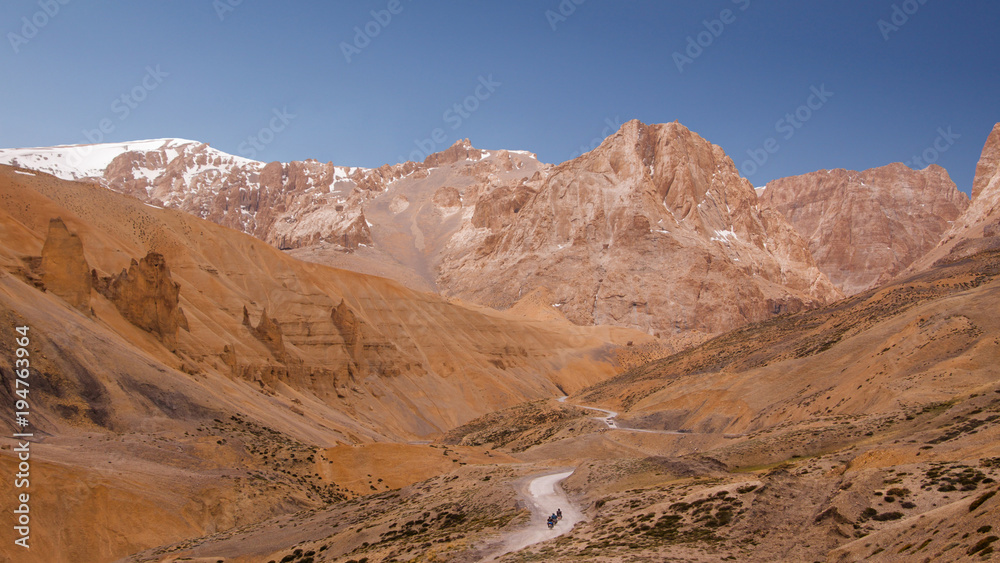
[{"left": 1, "top": 1, "right": 997, "bottom": 191}]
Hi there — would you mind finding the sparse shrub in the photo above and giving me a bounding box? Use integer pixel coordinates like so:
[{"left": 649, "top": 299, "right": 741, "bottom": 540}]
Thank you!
[
  {"left": 969, "top": 490, "right": 997, "bottom": 512},
  {"left": 968, "top": 535, "right": 999, "bottom": 555},
  {"left": 873, "top": 511, "right": 903, "bottom": 521}
]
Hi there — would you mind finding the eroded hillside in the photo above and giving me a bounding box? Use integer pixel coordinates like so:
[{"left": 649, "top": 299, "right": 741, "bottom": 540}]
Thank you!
[{"left": 0, "top": 164, "right": 646, "bottom": 562}]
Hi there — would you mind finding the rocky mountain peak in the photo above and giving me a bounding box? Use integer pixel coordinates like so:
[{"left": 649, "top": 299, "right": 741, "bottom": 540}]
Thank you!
[
  {"left": 438, "top": 119, "right": 840, "bottom": 344},
  {"left": 423, "top": 138, "right": 484, "bottom": 167},
  {"left": 576, "top": 119, "right": 757, "bottom": 239}
]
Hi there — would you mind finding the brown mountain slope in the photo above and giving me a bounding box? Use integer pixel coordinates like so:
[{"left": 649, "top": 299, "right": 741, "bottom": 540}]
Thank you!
[
  {"left": 116, "top": 248, "right": 1000, "bottom": 563},
  {"left": 438, "top": 119, "right": 841, "bottom": 347},
  {"left": 0, "top": 164, "right": 648, "bottom": 562},
  {"left": 0, "top": 164, "right": 645, "bottom": 438},
  {"left": 580, "top": 249, "right": 1000, "bottom": 440},
  {"left": 759, "top": 163, "right": 969, "bottom": 295}
]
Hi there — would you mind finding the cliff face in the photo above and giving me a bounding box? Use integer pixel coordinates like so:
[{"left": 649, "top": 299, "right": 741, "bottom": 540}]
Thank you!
[
  {"left": 437, "top": 120, "right": 841, "bottom": 345},
  {"left": 40, "top": 217, "right": 92, "bottom": 311},
  {"left": 973, "top": 123, "right": 1000, "bottom": 200},
  {"left": 759, "top": 163, "right": 969, "bottom": 295},
  {"left": 962, "top": 123, "right": 1000, "bottom": 234},
  {"left": 906, "top": 123, "right": 1000, "bottom": 270}
]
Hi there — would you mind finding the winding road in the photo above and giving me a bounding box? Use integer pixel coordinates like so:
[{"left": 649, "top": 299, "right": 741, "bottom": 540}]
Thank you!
[
  {"left": 478, "top": 397, "right": 717, "bottom": 559},
  {"left": 480, "top": 470, "right": 583, "bottom": 561},
  {"left": 558, "top": 395, "right": 692, "bottom": 434}
]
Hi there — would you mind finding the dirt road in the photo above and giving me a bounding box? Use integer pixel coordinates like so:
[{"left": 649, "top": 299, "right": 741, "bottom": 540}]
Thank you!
[
  {"left": 561, "top": 396, "right": 692, "bottom": 434},
  {"left": 479, "top": 470, "right": 582, "bottom": 561}
]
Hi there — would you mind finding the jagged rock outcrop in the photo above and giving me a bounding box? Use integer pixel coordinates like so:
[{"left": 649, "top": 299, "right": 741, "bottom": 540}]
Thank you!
[
  {"left": 40, "top": 217, "right": 91, "bottom": 311},
  {"left": 759, "top": 164, "right": 969, "bottom": 295},
  {"left": 423, "top": 138, "right": 484, "bottom": 167},
  {"left": 438, "top": 120, "right": 841, "bottom": 345},
  {"left": 243, "top": 306, "right": 286, "bottom": 362},
  {"left": 95, "top": 252, "right": 188, "bottom": 348},
  {"left": 331, "top": 299, "right": 363, "bottom": 360}
]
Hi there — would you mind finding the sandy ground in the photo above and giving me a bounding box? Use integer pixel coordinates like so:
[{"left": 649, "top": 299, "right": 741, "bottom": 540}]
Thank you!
[{"left": 480, "top": 470, "right": 583, "bottom": 561}]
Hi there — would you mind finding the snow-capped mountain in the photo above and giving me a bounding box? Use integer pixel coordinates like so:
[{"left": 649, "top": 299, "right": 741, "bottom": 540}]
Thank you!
[{"left": 0, "top": 138, "right": 377, "bottom": 249}]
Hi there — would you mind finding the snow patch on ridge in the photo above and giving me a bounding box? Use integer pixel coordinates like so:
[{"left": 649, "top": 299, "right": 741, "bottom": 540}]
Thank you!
[{"left": 711, "top": 228, "right": 739, "bottom": 243}]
